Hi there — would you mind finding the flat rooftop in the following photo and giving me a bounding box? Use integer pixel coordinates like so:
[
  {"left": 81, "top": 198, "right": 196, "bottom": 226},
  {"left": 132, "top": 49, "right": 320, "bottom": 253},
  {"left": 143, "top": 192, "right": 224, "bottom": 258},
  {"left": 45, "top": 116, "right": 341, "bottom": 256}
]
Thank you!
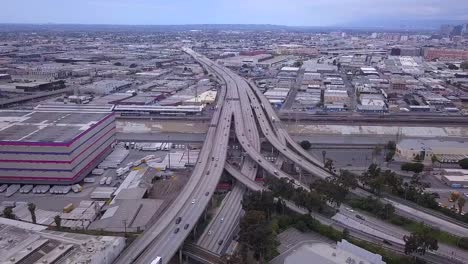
[
  {"left": 0, "top": 219, "right": 125, "bottom": 264},
  {"left": 0, "top": 111, "right": 110, "bottom": 143}
]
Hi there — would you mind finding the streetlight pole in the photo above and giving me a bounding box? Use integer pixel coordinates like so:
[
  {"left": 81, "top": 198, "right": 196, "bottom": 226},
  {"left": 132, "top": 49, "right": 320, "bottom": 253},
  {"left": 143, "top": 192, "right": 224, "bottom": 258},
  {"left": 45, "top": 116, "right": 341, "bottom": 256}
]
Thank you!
[
  {"left": 187, "top": 144, "right": 190, "bottom": 165},
  {"left": 167, "top": 135, "right": 171, "bottom": 169}
]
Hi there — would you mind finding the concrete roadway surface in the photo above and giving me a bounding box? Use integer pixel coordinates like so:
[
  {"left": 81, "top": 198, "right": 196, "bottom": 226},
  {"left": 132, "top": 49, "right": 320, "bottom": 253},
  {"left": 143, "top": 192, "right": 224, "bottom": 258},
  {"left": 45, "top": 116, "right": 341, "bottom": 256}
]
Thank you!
[
  {"left": 115, "top": 53, "right": 233, "bottom": 264},
  {"left": 196, "top": 47, "right": 263, "bottom": 255},
  {"left": 116, "top": 48, "right": 468, "bottom": 263},
  {"left": 130, "top": 48, "right": 268, "bottom": 263},
  {"left": 337, "top": 205, "right": 468, "bottom": 264},
  {"left": 191, "top": 47, "right": 468, "bottom": 240},
  {"left": 196, "top": 183, "right": 244, "bottom": 254},
  {"left": 130, "top": 57, "right": 245, "bottom": 263}
]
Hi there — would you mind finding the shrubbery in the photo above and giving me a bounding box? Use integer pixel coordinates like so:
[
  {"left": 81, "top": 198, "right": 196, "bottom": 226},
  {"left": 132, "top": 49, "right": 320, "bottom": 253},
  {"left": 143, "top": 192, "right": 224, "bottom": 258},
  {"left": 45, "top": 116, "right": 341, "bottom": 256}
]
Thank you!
[{"left": 401, "top": 162, "right": 424, "bottom": 173}]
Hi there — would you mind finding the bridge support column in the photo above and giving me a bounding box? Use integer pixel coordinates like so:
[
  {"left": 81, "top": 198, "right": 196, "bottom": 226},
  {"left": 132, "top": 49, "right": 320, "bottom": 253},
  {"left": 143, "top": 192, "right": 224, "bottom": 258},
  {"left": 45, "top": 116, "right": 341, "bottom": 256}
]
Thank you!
[{"left": 192, "top": 224, "right": 197, "bottom": 239}]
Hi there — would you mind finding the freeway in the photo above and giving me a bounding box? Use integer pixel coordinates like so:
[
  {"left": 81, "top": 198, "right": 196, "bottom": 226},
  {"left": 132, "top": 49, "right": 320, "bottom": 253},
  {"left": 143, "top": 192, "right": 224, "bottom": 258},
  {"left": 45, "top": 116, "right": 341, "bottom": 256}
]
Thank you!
[
  {"left": 116, "top": 47, "right": 468, "bottom": 263},
  {"left": 114, "top": 50, "right": 233, "bottom": 264},
  {"left": 196, "top": 49, "right": 263, "bottom": 254},
  {"left": 337, "top": 205, "right": 468, "bottom": 263},
  {"left": 197, "top": 183, "right": 244, "bottom": 254},
  {"left": 227, "top": 164, "right": 465, "bottom": 264}
]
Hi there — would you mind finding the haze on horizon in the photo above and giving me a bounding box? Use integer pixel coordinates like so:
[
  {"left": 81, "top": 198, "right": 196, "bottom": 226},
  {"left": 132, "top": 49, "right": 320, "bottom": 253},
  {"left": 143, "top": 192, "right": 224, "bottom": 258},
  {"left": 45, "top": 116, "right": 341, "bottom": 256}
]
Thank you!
[{"left": 1, "top": 0, "right": 468, "bottom": 27}]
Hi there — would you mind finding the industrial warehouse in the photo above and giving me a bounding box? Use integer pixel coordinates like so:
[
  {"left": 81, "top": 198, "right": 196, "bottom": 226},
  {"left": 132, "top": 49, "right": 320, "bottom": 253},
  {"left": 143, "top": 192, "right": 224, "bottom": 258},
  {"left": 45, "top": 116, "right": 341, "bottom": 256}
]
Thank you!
[{"left": 0, "top": 110, "right": 116, "bottom": 184}]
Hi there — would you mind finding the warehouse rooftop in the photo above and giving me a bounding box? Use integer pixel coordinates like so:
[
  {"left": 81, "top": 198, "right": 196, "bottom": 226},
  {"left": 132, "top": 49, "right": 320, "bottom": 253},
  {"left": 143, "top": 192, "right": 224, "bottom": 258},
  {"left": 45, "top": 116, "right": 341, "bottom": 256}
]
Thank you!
[
  {"left": 0, "top": 219, "right": 125, "bottom": 264},
  {"left": 0, "top": 111, "right": 111, "bottom": 143}
]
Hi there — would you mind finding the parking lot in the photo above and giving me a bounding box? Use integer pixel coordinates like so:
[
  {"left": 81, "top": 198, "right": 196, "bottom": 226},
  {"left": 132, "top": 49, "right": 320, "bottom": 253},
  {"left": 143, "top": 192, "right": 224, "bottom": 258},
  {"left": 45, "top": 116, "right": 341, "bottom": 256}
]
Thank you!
[{"left": 0, "top": 143, "right": 192, "bottom": 213}]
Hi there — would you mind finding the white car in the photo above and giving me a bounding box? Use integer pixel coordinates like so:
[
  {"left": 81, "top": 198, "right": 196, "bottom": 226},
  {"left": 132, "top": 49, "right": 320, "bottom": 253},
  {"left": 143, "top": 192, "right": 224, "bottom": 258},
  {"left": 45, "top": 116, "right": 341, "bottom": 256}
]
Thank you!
[
  {"left": 191, "top": 199, "right": 196, "bottom": 204},
  {"left": 220, "top": 218, "right": 224, "bottom": 222}
]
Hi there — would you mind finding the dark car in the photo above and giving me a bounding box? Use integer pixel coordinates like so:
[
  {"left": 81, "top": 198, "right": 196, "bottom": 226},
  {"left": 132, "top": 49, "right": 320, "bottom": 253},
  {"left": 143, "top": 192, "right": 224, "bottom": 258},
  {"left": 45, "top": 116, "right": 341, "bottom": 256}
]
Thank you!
[
  {"left": 383, "top": 239, "right": 393, "bottom": 245},
  {"left": 184, "top": 224, "right": 190, "bottom": 230},
  {"left": 356, "top": 214, "right": 365, "bottom": 221},
  {"left": 175, "top": 217, "right": 182, "bottom": 224},
  {"left": 205, "top": 192, "right": 210, "bottom": 196},
  {"left": 174, "top": 228, "right": 180, "bottom": 234},
  {"left": 218, "top": 239, "right": 224, "bottom": 246}
]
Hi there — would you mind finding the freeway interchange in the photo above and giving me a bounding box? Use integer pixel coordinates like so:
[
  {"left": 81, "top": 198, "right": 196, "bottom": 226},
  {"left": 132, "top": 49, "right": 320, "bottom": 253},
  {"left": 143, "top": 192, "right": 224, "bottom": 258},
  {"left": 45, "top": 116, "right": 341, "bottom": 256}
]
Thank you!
[{"left": 114, "top": 48, "right": 468, "bottom": 264}]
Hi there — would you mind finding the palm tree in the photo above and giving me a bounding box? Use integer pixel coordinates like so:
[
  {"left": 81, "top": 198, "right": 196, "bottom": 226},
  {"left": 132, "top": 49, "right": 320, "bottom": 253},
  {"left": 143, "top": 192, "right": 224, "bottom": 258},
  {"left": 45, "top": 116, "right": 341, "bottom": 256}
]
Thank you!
[
  {"left": 458, "top": 197, "right": 466, "bottom": 214},
  {"left": 28, "top": 203, "right": 37, "bottom": 224},
  {"left": 372, "top": 146, "right": 382, "bottom": 164},
  {"left": 54, "top": 215, "right": 62, "bottom": 229},
  {"left": 450, "top": 192, "right": 460, "bottom": 211}
]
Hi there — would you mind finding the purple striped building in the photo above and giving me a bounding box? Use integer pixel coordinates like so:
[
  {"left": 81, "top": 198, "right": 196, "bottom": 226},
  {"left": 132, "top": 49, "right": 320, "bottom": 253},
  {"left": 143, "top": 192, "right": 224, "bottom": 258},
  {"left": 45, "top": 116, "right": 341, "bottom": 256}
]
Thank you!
[{"left": 0, "top": 111, "right": 116, "bottom": 184}]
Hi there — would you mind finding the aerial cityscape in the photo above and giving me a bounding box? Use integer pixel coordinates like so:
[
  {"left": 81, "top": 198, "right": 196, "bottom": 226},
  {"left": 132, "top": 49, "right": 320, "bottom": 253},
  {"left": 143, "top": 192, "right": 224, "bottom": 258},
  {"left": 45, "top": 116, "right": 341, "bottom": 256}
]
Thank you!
[{"left": 1, "top": 1, "right": 468, "bottom": 264}]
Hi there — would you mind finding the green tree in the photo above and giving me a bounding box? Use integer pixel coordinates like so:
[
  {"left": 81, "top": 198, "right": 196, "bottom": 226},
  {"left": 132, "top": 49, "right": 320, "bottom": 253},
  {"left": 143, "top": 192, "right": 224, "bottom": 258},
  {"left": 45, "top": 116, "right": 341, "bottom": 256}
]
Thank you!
[
  {"left": 324, "top": 158, "right": 335, "bottom": 172},
  {"left": 459, "top": 158, "right": 468, "bottom": 169},
  {"left": 242, "top": 191, "right": 275, "bottom": 220},
  {"left": 312, "top": 172, "right": 355, "bottom": 207},
  {"left": 27, "top": 203, "right": 37, "bottom": 224},
  {"left": 300, "top": 140, "right": 312, "bottom": 150},
  {"left": 404, "top": 224, "right": 438, "bottom": 255},
  {"left": 360, "top": 164, "right": 384, "bottom": 194},
  {"left": 401, "top": 163, "right": 424, "bottom": 173},
  {"left": 293, "top": 60, "right": 303, "bottom": 67},
  {"left": 431, "top": 155, "right": 439, "bottom": 165},
  {"left": 239, "top": 210, "right": 277, "bottom": 261},
  {"left": 2, "top": 207, "right": 15, "bottom": 219},
  {"left": 461, "top": 61, "right": 468, "bottom": 70},
  {"left": 372, "top": 146, "right": 382, "bottom": 163},
  {"left": 386, "top": 141, "right": 396, "bottom": 150},
  {"left": 54, "top": 215, "right": 62, "bottom": 229},
  {"left": 342, "top": 228, "right": 350, "bottom": 239}
]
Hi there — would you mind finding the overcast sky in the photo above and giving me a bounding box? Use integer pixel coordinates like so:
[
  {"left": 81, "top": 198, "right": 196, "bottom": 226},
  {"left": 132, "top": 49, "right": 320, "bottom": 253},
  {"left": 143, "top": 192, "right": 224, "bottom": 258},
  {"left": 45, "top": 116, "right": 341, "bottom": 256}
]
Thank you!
[{"left": 1, "top": 0, "right": 467, "bottom": 26}]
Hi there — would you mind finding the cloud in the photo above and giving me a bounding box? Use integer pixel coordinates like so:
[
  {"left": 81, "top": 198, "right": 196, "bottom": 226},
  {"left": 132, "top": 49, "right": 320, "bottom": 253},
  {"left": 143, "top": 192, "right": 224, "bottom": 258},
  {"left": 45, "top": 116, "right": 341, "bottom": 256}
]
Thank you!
[{"left": 0, "top": 0, "right": 467, "bottom": 26}]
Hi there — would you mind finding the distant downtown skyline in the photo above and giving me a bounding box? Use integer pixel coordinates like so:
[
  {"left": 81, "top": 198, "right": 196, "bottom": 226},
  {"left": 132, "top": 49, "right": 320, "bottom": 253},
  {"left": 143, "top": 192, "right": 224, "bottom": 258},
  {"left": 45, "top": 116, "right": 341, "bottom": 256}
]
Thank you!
[{"left": 1, "top": 0, "right": 467, "bottom": 27}]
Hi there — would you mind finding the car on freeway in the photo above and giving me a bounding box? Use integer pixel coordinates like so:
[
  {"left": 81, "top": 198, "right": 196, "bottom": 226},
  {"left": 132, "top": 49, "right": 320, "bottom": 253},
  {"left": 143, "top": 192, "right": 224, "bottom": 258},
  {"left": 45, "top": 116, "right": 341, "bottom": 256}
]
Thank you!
[
  {"left": 184, "top": 224, "right": 189, "bottom": 230},
  {"left": 192, "top": 199, "right": 196, "bottom": 204},
  {"left": 205, "top": 192, "right": 210, "bottom": 196},
  {"left": 345, "top": 207, "right": 354, "bottom": 213},
  {"left": 356, "top": 214, "right": 365, "bottom": 220},
  {"left": 174, "top": 228, "right": 180, "bottom": 234},
  {"left": 383, "top": 239, "right": 393, "bottom": 245},
  {"left": 208, "top": 230, "right": 212, "bottom": 235},
  {"left": 176, "top": 217, "right": 182, "bottom": 224},
  {"left": 220, "top": 217, "right": 224, "bottom": 222},
  {"left": 218, "top": 240, "right": 224, "bottom": 246}
]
